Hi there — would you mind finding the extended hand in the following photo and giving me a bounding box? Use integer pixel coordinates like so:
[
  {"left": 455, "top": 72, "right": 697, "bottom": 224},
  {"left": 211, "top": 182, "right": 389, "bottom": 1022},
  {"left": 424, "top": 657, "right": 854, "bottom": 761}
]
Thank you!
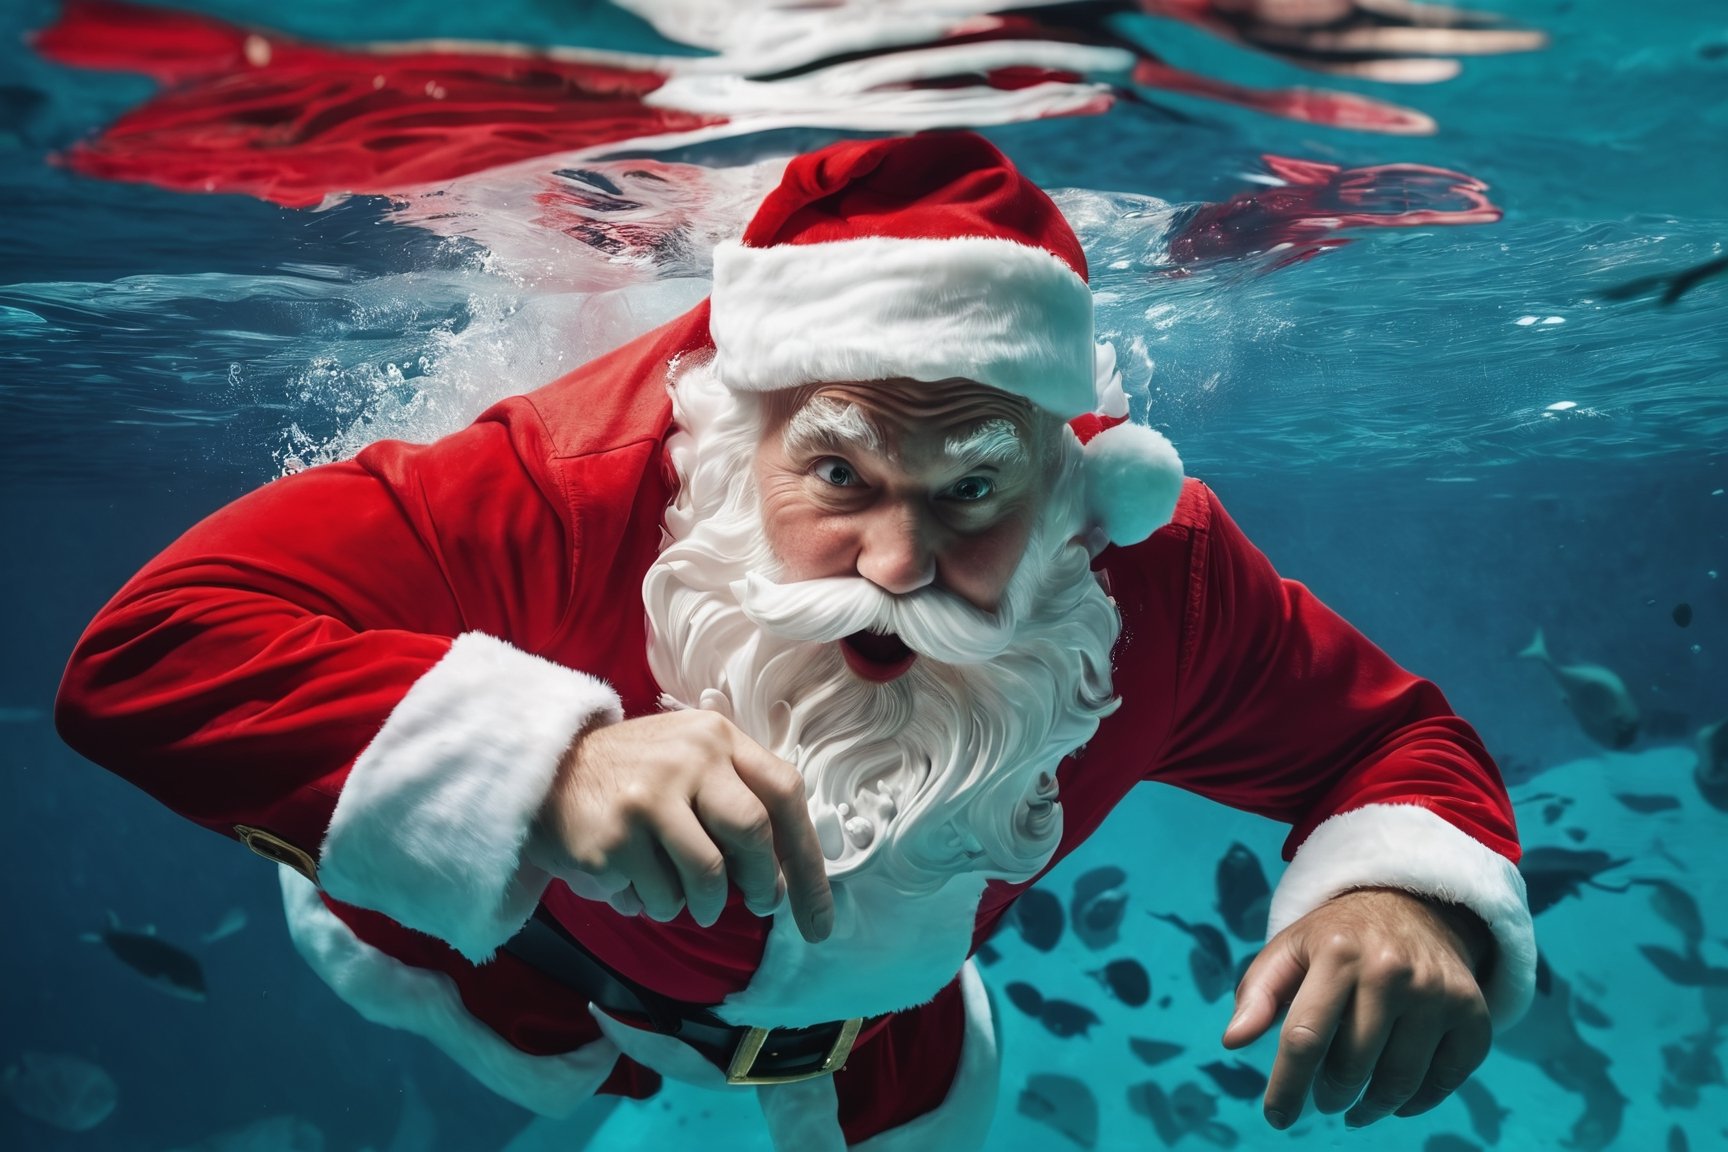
[
  {"left": 528, "top": 710, "right": 835, "bottom": 943},
  {"left": 1144, "top": 0, "right": 1547, "bottom": 83},
  {"left": 1223, "top": 887, "right": 1493, "bottom": 1128}
]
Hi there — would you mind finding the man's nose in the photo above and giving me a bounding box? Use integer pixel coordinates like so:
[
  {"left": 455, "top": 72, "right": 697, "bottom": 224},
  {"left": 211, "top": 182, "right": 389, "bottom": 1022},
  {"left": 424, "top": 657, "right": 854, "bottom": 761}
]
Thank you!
[{"left": 855, "top": 501, "right": 937, "bottom": 595}]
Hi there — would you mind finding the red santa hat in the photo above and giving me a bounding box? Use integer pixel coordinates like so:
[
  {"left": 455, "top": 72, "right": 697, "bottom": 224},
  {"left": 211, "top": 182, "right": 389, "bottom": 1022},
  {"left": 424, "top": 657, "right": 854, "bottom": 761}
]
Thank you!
[{"left": 708, "top": 131, "right": 1184, "bottom": 547}]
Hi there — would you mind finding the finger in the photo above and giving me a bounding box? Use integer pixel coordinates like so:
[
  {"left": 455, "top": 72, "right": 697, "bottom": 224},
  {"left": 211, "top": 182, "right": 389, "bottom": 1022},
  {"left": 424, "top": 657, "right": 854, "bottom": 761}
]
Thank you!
[
  {"left": 1344, "top": 1018, "right": 1443, "bottom": 1127},
  {"left": 1311, "top": 988, "right": 1392, "bottom": 1114},
  {"left": 1223, "top": 943, "right": 1303, "bottom": 1049},
  {"left": 614, "top": 835, "right": 686, "bottom": 923},
  {"left": 653, "top": 804, "right": 731, "bottom": 928},
  {"left": 1392, "top": 1009, "right": 1493, "bottom": 1118},
  {"left": 693, "top": 774, "right": 783, "bottom": 915},
  {"left": 731, "top": 737, "right": 834, "bottom": 943},
  {"left": 1261, "top": 970, "right": 1354, "bottom": 1129}
]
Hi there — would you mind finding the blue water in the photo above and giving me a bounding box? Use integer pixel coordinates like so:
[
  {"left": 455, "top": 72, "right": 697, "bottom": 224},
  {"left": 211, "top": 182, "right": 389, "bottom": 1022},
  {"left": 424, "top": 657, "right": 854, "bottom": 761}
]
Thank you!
[{"left": 2, "top": 0, "right": 1725, "bottom": 1149}]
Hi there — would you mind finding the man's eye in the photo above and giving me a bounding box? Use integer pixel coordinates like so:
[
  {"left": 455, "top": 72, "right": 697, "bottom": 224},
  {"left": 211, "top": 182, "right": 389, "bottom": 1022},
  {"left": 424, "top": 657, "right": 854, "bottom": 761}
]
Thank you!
[
  {"left": 947, "top": 476, "right": 994, "bottom": 502},
  {"left": 814, "top": 458, "right": 859, "bottom": 487}
]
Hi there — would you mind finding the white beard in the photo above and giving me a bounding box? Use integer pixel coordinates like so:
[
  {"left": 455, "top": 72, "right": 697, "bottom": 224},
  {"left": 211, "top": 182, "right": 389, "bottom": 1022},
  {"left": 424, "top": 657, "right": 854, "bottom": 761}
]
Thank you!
[{"left": 643, "top": 356, "right": 1122, "bottom": 900}]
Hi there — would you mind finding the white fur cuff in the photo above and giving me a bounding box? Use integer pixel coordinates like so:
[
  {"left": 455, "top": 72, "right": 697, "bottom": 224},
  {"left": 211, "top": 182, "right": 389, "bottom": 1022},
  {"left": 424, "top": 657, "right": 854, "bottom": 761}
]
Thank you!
[
  {"left": 319, "top": 632, "right": 623, "bottom": 963},
  {"left": 1266, "top": 803, "right": 1537, "bottom": 1029}
]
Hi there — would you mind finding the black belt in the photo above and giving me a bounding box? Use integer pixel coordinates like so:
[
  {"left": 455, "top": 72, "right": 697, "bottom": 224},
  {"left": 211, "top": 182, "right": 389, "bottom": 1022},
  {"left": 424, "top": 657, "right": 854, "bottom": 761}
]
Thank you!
[{"left": 503, "top": 903, "right": 864, "bottom": 1085}]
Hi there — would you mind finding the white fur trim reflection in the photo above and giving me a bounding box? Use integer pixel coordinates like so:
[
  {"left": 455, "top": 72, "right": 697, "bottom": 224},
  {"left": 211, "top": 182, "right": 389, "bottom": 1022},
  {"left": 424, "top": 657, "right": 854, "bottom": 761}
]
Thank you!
[
  {"left": 711, "top": 236, "right": 1095, "bottom": 416},
  {"left": 1081, "top": 420, "right": 1185, "bottom": 546},
  {"left": 278, "top": 868, "right": 619, "bottom": 1117},
  {"left": 851, "top": 961, "right": 999, "bottom": 1152},
  {"left": 1266, "top": 803, "right": 1537, "bottom": 1029},
  {"left": 319, "top": 632, "right": 622, "bottom": 963}
]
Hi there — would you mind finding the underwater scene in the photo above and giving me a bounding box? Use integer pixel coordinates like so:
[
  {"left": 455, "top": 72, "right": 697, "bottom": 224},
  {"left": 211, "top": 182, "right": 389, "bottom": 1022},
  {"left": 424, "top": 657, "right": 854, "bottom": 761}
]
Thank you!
[{"left": 1, "top": 0, "right": 1724, "bottom": 1149}]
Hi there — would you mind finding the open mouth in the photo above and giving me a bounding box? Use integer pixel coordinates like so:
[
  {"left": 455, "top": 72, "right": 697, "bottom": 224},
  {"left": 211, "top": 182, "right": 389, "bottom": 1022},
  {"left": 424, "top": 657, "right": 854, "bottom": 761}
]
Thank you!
[{"left": 839, "top": 630, "right": 917, "bottom": 682}]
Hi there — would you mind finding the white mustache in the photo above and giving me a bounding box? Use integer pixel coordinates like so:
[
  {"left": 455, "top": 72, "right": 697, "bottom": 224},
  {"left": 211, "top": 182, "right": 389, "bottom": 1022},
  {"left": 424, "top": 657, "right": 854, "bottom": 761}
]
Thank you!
[{"left": 733, "top": 573, "right": 1018, "bottom": 665}]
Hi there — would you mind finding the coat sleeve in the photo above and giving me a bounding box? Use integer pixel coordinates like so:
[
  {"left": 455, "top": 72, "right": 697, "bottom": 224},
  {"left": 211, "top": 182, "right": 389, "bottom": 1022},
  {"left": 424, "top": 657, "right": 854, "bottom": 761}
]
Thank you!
[
  {"left": 54, "top": 400, "right": 624, "bottom": 963},
  {"left": 1149, "top": 483, "right": 1535, "bottom": 1028}
]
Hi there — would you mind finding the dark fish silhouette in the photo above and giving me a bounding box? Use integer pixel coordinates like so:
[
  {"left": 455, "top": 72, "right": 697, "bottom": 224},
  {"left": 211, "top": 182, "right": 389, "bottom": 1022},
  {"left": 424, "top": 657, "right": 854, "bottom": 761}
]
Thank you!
[
  {"left": 1005, "top": 981, "right": 1045, "bottom": 1017},
  {"left": 1601, "top": 252, "right": 1728, "bottom": 307},
  {"left": 1072, "top": 867, "right": 1129, "bottom": 951},
  {"left": 1640, "top": 945, "right": 1728, "bottom": 987},
  {"left": 1014, "top": 888, "right": 1064, "bottom": 952},
  {"left": 1150, "top": 910, "right": 1234, "bottom": 1003},
  {"left": 1214, "top": 843, "right": 1270, "bottom": 942},
  {"left": 1199, "top": 1059, "right": 1266, "bottom": 1101},
  {"left": 1563, "top": 826, "right": 1589, "bottom": 844},
  {"left": 1424, "top": 1135, "right": 1482, "bottom": 1152},
  {"left": 1127, "top": 1079, "right": 1237, "bottom": 1148},
  {"left": 1089, "top": 958, "right": 1151, "bottom": 1008},
  {"left": 1673, "top": 603, "right": 1693, "bottom": 628},
  {"left": 1018, "top": 1073, "right": 1098, "bottom": 1149},
  {"left": 1453, "top": 1078, "right": 1510, "bottom": 1145},
  {"left": 81, "top": 914, "right": 205, "bottom": 1002},
  {"left": 1128, "top": 1037, "right": 1184, "bottom": 1067},
  {"left": 975, "top": 940, "right": 1002, "bottom": 966},
  {"left": 1520, "top": 847, "right": 1631, "bottom": 915},
  {"left": 1612, "top": 792, "right": 1681, "bottom": 814},
  {"left": 1659, "top": 1029, "right": 1725, "bottom": 1109},
  {"left": 1498, "top": 956, "right": 1625, "bottom": 1150},
  {"left": 1631, "top": 877, "right": 1705, "bottom": 951},
  {"left": 1038, "top": 998, "right": 1103, "bottom": 1039},
  {"left": 1668, "top": 1123, "right": 1689, "bottom": 1152},
  {"left": 1572, "top": 996, "right": 1612, "bottom": 1029},
  {"left": 1516, "top": 790, "right": 1571, "bottom": 826}
]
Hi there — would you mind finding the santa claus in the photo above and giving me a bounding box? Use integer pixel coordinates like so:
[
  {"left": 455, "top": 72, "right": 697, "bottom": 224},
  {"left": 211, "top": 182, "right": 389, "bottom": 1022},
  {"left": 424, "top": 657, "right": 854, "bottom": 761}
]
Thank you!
[{"left": 56, "top": 132, "right": 1535, "bottom": 1150}]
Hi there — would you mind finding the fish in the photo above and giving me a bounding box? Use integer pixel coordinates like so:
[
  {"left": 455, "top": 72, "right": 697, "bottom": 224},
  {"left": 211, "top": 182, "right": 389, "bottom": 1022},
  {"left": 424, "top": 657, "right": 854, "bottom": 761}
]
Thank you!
[
  {"left": 1424, "top": 1135, "right": 1483, "bottom": 1152},
  {"left": 1612, "top": 792, "right": 1681, "bottom": 814},
  {"left": 1, "top": 1052, "right": 118, "bottom": 1132},
  {"left": 82, "top": 913, "right": 206, "bottom": 1001},
  {"left": 1150, "top": 911, "right": 1234, "bottom": 1003},
  {"left": 1658, "top": 1029, "right": 1725, "bottom": 1110},
  {"left": 1630, "top": 877, "right": 1705, "bottom": 951},
  {"left": 1005, "top": 981, "right": 1045, "bottom": 1017},
  {"left": 1128, "top": 1037, "right": 1184, "bottom": 1067},
  {"left": 1038, "top": 998, "right": 1103, "bottom": 1039},
  {"left": 1453, "top": 1078, "right": 1510, "bottom": 1145},
  {"left": 1572, "top": 997, "right": 1612, "bottom": 1029},
  {"left": 1088, "top": 958, "right": 1151, "bottom": 1007},
  {"left": 1198, "top": 1059, "right": 1266, "bottom": 1101},
  {"left": 975, "top": 941, "right": 1003, "bottom": 966},
  {"left": 1639, "top": 945, "right": 1728, "bottom": 987},
  {"left": 1668, "top": 1124, "right": 1690, "bottom": 1152},
  {"left": 1673, "top": 603, "right": 1693, "bottom": 628},
  {"left": 1018, "top": 1073, "right": 1099, "bottom": 1149},
  {"left": 201, "top": 906, "right": 249, "bottom": 944},
  {"left": 1563, "top": 827, "right": 1589, "bottom": 844},
  {"left": 1214, "top": 842, "right": 1270, "bottom": 942},
  {"left": 1543, "top": 802, "right": 1568, "bottom": 826},
  {"left": 1519, "top": 847, "right": 1631, "bottom": 915},
  {"left": 1696, "top": 719, "right": 1728, "bottom": 813},
  {"left": 1014, "top": 888, "right": 1064, "bottom": 952},
  {"left": 1517, "top": 628, "right": 1640, "bottom": 750},
  {"left": 1072, "top": 867, "right": 1129, "bottom": 950},
  {"left": 1126, "top": 1079, "right": 1183, "bottom": 1146}
]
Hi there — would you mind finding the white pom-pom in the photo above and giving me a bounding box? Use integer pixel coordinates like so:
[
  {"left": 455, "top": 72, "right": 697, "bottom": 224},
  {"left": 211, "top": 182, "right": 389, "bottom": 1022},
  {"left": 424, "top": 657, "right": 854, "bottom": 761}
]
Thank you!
[{"left": 1083, "top": 421, "right": 1185, "bottom": 546}]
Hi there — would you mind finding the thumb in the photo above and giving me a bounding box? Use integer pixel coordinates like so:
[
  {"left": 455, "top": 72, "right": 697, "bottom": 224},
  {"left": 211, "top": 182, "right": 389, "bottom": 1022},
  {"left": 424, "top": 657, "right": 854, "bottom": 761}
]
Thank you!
[{"left": 1222, "top": 937, "right": 1305, "bottom": 1049}]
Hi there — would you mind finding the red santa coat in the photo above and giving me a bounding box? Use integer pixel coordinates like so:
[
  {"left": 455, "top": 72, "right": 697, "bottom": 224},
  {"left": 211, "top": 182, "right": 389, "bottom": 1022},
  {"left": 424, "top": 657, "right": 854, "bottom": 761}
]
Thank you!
[{"left": 56, "top": 301, "right": 1534, "bottom": 1146}]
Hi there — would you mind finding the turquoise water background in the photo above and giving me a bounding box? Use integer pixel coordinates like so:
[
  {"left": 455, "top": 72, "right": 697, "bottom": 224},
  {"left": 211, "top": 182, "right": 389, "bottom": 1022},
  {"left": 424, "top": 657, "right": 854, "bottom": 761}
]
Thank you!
[{"left": 1, "top": 0, "right": 1724, "bottom": 1149}]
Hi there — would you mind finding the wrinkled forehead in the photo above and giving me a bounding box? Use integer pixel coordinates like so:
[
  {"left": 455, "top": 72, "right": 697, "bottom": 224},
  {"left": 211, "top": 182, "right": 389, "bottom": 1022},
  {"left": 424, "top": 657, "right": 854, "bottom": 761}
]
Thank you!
[{"left": 765, "top": 377, "right": 1043, "bottom": 457}]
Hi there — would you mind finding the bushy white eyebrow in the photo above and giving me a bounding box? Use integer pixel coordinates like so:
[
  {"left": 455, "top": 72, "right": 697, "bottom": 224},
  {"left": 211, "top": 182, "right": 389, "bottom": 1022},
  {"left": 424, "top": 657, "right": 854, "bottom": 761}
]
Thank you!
[
  {"left": 945, "top": 419, "right": 1028, "bottom": 473},
  {"left": 783, "top": 397, "right": 889, "bottom": 460}
]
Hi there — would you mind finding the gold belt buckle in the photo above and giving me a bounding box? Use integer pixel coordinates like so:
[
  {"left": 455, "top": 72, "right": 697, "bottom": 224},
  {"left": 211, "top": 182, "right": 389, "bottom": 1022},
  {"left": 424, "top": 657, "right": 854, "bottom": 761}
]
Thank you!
[{"left": 725, "top": 1018, "right": 863, "bottom": 1086}]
